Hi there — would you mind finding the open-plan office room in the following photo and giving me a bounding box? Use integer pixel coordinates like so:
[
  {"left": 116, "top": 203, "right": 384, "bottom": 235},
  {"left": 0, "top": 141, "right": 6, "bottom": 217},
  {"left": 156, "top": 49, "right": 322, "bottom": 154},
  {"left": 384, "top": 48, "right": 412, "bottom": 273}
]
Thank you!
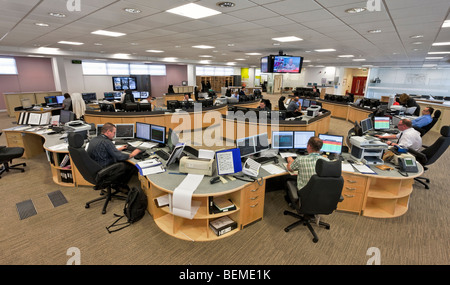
[{"left": 1, "top": 0, "right": 449, "bottom": 272}]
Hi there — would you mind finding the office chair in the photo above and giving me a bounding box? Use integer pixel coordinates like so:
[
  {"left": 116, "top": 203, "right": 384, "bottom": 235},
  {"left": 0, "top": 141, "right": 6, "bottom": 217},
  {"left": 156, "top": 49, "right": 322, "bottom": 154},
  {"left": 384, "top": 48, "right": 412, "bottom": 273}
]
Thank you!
[
  {"left": 138, "top": 102, "right": 152, "bottom": 112},
  {"left": 283, "top": 159, "right": 344, "bottom": 243},
  {"left": 414, "top": 110, "right": 441, "bottom": 137},
  {"left": 0, "top": 132, "right": 27, "bottom": 179},
  {"left": 124, "top": 102, "right": 138, "bottom": 112},
  {"left": 67, "top": 132, "right": 129, "bottom": 214},
  {"left": 408, "top": 125, "right": 450, "bottom": 189}
]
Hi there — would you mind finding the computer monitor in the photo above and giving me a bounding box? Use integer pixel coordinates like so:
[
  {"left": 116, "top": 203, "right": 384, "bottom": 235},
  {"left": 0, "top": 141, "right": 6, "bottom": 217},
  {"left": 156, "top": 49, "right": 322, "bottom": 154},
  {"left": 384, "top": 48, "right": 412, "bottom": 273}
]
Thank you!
[
  {"left": 293, "top": 131, "right": 315, "bottom": 150},
  {"left": 236, "top": 136, "right": 256, "bottom": 157},
  {"left": 167, "top": 100, "right": 180, "bottom": 111},
  {"left": 374, "top": 116, "right": 390, "bottom": 130},
  {"left": 167, "top": 128, "right": 179, "bottom": 152},
  {"left": 56, "top": 95, "right": 64, "bottom": 104},
  {"left": 297, "top": 98, "right": 304, "bottom": 107},
  {"left": 135, "top": 122, "right": 151, "bottom": 141},
  {"left": 255, "top": 133, "right": 269, "bottom": 153},
  {"left": 318, "top": 134, "right": 343, "bottom": 154},
  {"left": 150, "top": 124, "right": 166, "bottom": 144},
  {"left": 271, "top": 131, "right": 294, "bottom": 149},
  {"left": 303, "top": 99, "right": 311, "bottom": 108},
  {"left": 360, "top": 118, "right": 373, "bottom": 133},
  {"left": 96, "top": 124, "right": 104, "bottom": 136},
  {"left": 103, "top": 92, "right": 115, "bottom": 101},
  {"left": 113, "top": 92, "right": 122, "bottom": 100},
  {"left": 140, "top": 91, "right": 149, "bottom": 99},
  {"left": 115, "top": 124, "right": 135, "bottom": 139},
  {"left": 81, "top": 93, "right": 97, "bottom": 102},
  {"left": 132, "top": 91, "right": 141, "bottom": 100},
  {"left": 45, "top": 96, "right": 57, "bottom": 106},
  {"left": 60, "top": 110, "right": 75, "bottom": 124}
]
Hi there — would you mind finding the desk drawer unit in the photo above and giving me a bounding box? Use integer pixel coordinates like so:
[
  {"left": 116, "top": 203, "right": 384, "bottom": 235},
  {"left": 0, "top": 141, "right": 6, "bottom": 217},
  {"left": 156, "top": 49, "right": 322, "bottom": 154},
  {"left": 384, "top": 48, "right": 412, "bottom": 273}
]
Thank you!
[
  {"left": 338, "top": 173, "right": 367, "bottom": 214},
  {"left": 241, "top": 180, "right": 265, "bottom": 228}
]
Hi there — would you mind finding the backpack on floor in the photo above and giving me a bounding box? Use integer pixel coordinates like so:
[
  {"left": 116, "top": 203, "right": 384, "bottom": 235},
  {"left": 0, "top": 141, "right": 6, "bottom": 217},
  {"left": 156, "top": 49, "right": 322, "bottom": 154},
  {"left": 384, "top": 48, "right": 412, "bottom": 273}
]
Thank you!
[{"left": 106, "top": 186, "right": 148, "bottom": 233}]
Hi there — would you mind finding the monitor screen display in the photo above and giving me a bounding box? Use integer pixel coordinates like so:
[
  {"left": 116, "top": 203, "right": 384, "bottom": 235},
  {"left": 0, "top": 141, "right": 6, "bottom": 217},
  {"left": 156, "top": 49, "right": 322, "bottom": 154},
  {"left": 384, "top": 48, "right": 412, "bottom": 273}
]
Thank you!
[
  {"left": 112, "top": 76, "right": 137, "bottom": 91},
  {"left": 236, "top": 136, "right": 256, "bottom": 157},
  {"left": 132, "top": 91, "right": 141, "bottom": 99},
  {"left": 56, "top": 95, "right": 64, "bottom": 104},
  {"left": 82, "top": 93, "right": 97, "bottom": 102},
  {"left": 260, "top": 56, "right": 269, "bottom": 73},
  {"left": 135, "top": 122, "right": 151, "bottom": 141},
  {"left": 360, "top": 118, "right": 373, "bottom": 133},
  {"left": 60, "top": 110, "right": 74, "bottom": 124},
  {"left": 374, "top": 117, "right": 390, "bottom": 130},
  {"left": 272, "top": 56, "right": 303, "bottom": 73},
  {"left": 303, "top": 99, "right": 311, "bottom": 108},
  {"left": 255, "top": 133, "right": 269, "bottom": 153},
  {"left": 104, "top": 92, "right": 115, "bottom": 100},
  {"left": 167, "top": 128, "right": 179, "bottom": 152},
  {"left": 45, "top": 96, "right": 57, "bottom": 106},
  {"left": 150, "top": 124, "right": 166, "bottom": 144},
  {"left": 115, "top": 124, "right": 135, "bottom": 139},
  {"left": 96, "top": 124, "right": 104, "bottom": 136},
  {"left": 294, "top": 131, "right": 315, "bottom": 150},
  {"left": 319, "top": 134, "right": 343, "bottom": 154},
  {"left": 271, "top": 131, "right": 294, "bottom": 149}
]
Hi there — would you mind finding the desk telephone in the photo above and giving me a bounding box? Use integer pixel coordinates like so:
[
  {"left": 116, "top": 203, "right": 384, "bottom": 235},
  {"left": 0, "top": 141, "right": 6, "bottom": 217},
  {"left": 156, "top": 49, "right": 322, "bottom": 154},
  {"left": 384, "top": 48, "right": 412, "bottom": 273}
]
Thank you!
[
  {"left": 398, "top": 157, "right": 418, "bottom": 173},
  {"left": 242, "top": 158, "right": 261, "bottom": 178}
]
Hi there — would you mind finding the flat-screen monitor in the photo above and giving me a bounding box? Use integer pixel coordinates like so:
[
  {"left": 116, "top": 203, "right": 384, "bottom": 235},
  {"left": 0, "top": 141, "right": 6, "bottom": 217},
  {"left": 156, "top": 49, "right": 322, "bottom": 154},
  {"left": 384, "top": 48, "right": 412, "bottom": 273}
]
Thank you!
[
  {"left": 96, "top": 124, "right": 104, "bottom": 136},
  {"left": 140, "top": 91, "right": 149, "bottom": 99},
  {"left": 45, "top": 96, "right": 57, "bottom": 106},
  {"left": 167, "top": 128, "right": 179, "bottom": 152},
  {"left": 113, "top": 92, "right": 122, "bottom": 100},
  {"left": 294, "top": 131, "right": 315, "bottom": 150},
  {"left": 112, "top": 76, "right": 137, "bottom": 91},
  {"left": 374, "top": 117, "right": 390, "bottom": 130},
  {"left": 82, "top": 93, "right": 97, "bottom": 102},
  {"left": 132, "top": 91, "right": 141, "bottom": 100},
  {"left": 56, "top": 95, "right": 64, "bottom": 104},
  {"left": 255, "top": 133, "right": 269, "bottom": 153},
  {"left": 260, "top": 56, "right": 269, "bottom": 73},
  {"left": 271, "top": 131, "right": 294, "bottom": 149},
  {"left": 360, "top": 118, "right": 373, "bottom": 133},
  {"left": 167, "top": 100, "right": 180, "bottom": 111},
  {"left": 150, "top": 124, "right": 166, "bottom": 144},
  {"left": 115, "top": 124, "right": 135, "bottom": 139},
  {"left": 135, "top": 122, "right": 151, "bottom": 141},
  {"left": 60, "top": 110, "right": 75, "bottom": 124},
  {"left": 318, "top": 134, "right": 343, "bottom": 154},
  {"left": 272, "top": 56, "right": 303, "bottom": 73},
  {"left": 104, "top": 92, "right": 115, "bottom": 100},
  {"left": 236, "top": 133, "right": 269, "bottom": 157},
  {"left": 303, "top": 99, "right": 311, "bottom": 108}
]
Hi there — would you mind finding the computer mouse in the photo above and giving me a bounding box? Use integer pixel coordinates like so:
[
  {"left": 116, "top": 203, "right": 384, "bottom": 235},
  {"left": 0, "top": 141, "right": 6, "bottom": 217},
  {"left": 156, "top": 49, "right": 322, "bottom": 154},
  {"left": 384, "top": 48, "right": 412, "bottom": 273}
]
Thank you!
[{"left": 210, "top": 176, "right": 221, "bottom": 184}]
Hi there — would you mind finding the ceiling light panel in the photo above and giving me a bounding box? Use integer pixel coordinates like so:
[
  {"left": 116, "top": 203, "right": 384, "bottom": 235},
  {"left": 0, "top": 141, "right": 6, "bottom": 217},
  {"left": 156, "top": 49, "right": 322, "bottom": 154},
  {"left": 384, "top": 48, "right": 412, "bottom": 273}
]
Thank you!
[
  {"left": 91, "top": 30, "right": 126, "bottom": 37},
  {"left": 272, "top": 36, "right": 303, "bottom": 42},
  {"left": 166, "top": 3, "right": 221, "bottom": 19}
]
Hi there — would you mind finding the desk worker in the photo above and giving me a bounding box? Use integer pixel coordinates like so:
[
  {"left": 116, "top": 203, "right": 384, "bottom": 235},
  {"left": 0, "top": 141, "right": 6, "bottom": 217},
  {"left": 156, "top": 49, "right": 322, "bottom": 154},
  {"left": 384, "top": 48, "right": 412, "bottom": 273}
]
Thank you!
[
  {"left": 183, "top": 93, "right": 194, "bottom": 101},
  {"left": 257, "top": 100, "right": 270, "bottom": 112},
  {"left": 412, "top": 107, "right": 434, "bottom": 128},
  {"left": 287, "top": 96, "right": 302, "bottom": 114},
  {"left": 62, "top": 93, "right": 72, "bottom": 111},
  {"left": 239, "top": 87, "right": 247, "bottom": 97},
  {"left": 70, "top": 92, "right": 86, "bottom": 120},
  {"left": 399, "top": 93, "right": 420, "bottom": 116},
  {"left": 286, "top": 136, "right": 329, "bottom": 194},
  {"left": 375, "top": 119, "right": 422, "bottom": 151}
]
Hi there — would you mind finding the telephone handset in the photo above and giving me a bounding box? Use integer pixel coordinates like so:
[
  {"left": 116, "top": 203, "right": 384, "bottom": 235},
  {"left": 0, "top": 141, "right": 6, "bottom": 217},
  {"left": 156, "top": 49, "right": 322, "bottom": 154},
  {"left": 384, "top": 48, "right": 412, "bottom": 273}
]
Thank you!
[
  {"left": 398, "top": 157, "right": 418, "bottom": 173},
  {"left": 242, "top": 158, "right": 261, "bottom": 178}
]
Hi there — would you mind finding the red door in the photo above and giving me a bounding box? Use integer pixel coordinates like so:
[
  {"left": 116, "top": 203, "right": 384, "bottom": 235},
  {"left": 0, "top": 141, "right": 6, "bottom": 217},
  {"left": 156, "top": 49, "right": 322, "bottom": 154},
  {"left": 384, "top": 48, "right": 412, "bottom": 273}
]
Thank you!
[{"left": 351, "top": 76, "right": 367, "bottom": 95}]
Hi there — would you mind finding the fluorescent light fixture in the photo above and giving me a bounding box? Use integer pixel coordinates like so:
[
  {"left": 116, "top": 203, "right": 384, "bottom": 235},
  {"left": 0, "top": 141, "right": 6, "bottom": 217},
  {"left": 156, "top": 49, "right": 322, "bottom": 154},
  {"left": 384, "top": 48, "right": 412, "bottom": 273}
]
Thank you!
[
  {"left": 425, "top": 57, "right": 444, "bottom": 59},
  {"left": 303, "top": 60, "right": 311, "bottom": 62},
  {"left": 422, "top": 64, "right": 437, "bottom": 67},
  {"left": 412, "top": 42, "right": 423, "bottom": 45},
  {"left": 124, "top": 8, "right": 141, "bottom": 14},
  {"left": 432, "top": 42, "right": 450, "bottom": 46},
  {"left": 272, "top": 36, "right": 303, "bottom": 42},
  {"left": 410, "top": 35, "right": 424, "bottom": 39},
  {"left": 166, "top": 3, "right": 221, "bottom": 19},
  {"left": 428, "top": 51, "right": 450, "bottom": 54},
  {"left": 49, "top": 12, "right": 66, "bottom": 18},
  {"left": 352, "top": 58, "right": 366, "bottom": 61},
  {"left": 146, "top": 49, "right": 164, "bottom": 53},
  {"left": 226, "top": 62, "right": 236, "bottom": 65},
  {"left": 91, "top": 30, "right": 126, "bottom": 37},
  {"left": 37, "top": 47, "right": 60, "bottom": 54},
  {"left": 163, "top": 57, "right": 178, "bottom": 62},
  {"left": 35, "top": 23, "right": 49, "bottom": 27},
  {"left": 199, "top": 60, "right": 210, "bottom": 64},
  {"left": 315, "top": 49, "right": 336, "bottom": 52},
  {"left": 345, "top": 7, "right": 366, "bottom": 13},
  {"left": 199, "top": 55, "right": 213, "bottom": 57},
  {"left": 58, "top": 41, "right": 83, "bottom": 45},
  {"left": 113, "top": 53, "right": 130, "bottom": 58},
  {"left": 338, "top": 55, "right": 354, "bottom": 58},
  {"left": 192, "top": 45, "right": 215, "bottom": 49},
  {"left": 235, "top": 58, "right": 246, "bottom": 61},
  {"left": 442, "top": 20, "right": 450, "bottom": 28},
  {"left": 368, "top": 29, "right": 381, "bottom": 33},
  {"left": 245, "top": 53, "right": 262, "bottom": 55}
]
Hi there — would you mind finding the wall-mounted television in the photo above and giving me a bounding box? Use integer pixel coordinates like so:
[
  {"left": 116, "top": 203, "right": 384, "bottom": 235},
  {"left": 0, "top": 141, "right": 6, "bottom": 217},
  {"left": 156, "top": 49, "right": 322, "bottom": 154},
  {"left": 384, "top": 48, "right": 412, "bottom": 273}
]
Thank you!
[
  {"left": 272, "top": 56, "right": 303, "bottom": 73},
  {"left": 112, "top": 76, "right": 137, "bottom": 91},
  {"left": 260, "top": 56, "right": 269, "bottom": 73}
]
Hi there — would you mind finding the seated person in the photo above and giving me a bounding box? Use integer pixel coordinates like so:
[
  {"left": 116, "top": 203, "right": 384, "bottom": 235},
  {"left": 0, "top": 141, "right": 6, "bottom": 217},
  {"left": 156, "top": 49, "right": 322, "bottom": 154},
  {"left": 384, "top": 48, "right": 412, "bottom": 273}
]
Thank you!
[
  {"left": 87, "top": 123, "right": 142, "bottom": 184},
  {"left": 375, "top": 119, "right": 422, "bottom": 151},
  {"left": 62, "top": 93, "right": 72, "bottom": 111},
  {"left": 399, "top": 93, "right": 420, "bottom": 116},
  {"left": 239, "top": 87, "right": 246, "bottom": 97},
  {"left": 286, "top": 136, "right": 329, "bottom": 195},
  {"left": 257, "top": 100, "right": 270, "bottom": 112},
  {"left": 121, "top": 89, "right": 135, "bottom": 104},
  {"left": 286, "top": 96, "right": 302, "bottom": 114},
  {"left": 412, "top": 107, "right": 434, "bottom": 128},
  {"left": 183, "top": 93, "right": 194, "bottom": 101}
]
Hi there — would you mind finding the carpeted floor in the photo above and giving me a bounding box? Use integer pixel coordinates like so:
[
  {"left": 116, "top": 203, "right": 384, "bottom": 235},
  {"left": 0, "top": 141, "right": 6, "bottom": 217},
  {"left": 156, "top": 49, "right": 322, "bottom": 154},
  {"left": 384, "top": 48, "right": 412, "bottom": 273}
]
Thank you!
[{"left": 0, "top": 99, "right": 449, "bottom": 266}]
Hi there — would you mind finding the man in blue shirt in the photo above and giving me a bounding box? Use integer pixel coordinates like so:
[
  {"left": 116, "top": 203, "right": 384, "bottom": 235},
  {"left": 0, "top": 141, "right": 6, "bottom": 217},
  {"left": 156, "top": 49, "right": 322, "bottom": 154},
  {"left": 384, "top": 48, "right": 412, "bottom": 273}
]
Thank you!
[{"left": 412, "top": 107, "right": 434, "bottom": 128}]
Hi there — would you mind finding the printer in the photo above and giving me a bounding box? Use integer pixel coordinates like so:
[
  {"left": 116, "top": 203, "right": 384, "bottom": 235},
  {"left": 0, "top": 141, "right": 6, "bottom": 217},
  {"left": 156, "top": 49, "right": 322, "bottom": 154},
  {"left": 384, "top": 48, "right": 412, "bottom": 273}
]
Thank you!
[
  {"left": 179, "top": 156, "right": 216, "bottom": 176},
  {"left": 350, "top": 136, "right": 388, "bottom": 165},
  {"left": 306, "top": 105, "right": 321, "bottom": 117}
]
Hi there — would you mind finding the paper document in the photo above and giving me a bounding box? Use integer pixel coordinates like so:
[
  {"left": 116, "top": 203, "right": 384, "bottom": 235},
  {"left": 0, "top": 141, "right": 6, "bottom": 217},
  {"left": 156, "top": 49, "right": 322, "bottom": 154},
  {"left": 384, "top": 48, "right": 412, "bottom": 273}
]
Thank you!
[
  {"left": 341, "top": 162, "right": 355, "bottom": 173},
  {"left": 172, "top": 174, "right": 204, "bottom": 219},
  {"left": 198, "top": 149, "right": 215, "bottom": 159},
  {"left": 351, "top": 163, "right": 376, "bottom": 174},
  {"left": 48, "top": 143, "right": 68, "bottom": 151},
  {"left": 261, "top": 164, "right": 285, "bottom": 175},
  {"left": 279, "top": 152, "right": 297, "bottom": 158}
]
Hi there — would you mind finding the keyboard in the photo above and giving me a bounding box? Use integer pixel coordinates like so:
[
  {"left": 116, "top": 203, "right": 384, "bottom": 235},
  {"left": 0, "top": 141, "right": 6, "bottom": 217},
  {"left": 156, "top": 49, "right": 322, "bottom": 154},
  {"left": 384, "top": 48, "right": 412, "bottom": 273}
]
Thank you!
[
  {"left": 155, "top": 149, "right": 170, "bottom": 160},
  {"left": 252, "top": 156, "right": 278, "bottom": 165}
]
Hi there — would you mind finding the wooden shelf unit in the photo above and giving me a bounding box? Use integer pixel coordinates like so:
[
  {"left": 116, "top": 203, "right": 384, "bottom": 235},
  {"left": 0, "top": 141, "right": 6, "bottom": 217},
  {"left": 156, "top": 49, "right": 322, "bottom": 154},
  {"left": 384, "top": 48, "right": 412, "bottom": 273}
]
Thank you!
[{"left": 196, "top": 76, "right": 234, "bottom": 93}]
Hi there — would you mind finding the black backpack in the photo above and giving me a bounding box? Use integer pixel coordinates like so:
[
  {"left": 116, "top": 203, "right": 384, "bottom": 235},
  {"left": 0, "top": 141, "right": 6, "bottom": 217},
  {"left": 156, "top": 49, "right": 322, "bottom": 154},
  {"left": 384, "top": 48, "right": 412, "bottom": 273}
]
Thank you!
[{"left": 106, "top": 186, "right": 148, "bottom": 233}]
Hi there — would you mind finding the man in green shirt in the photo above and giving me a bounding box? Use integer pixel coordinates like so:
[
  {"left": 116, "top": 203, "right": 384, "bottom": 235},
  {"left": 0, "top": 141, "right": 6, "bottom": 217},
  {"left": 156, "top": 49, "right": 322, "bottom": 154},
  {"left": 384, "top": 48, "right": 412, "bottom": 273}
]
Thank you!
[{"left": 286, "top": 136, "right": 329, "bottom": 190}]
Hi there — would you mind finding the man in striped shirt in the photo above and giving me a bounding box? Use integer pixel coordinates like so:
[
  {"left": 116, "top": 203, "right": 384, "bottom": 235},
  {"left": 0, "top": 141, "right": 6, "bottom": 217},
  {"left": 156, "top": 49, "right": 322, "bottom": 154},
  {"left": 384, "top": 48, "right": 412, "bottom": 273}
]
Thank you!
[{"left": 286, "top": 136, "right": 329, "bottom": 190}]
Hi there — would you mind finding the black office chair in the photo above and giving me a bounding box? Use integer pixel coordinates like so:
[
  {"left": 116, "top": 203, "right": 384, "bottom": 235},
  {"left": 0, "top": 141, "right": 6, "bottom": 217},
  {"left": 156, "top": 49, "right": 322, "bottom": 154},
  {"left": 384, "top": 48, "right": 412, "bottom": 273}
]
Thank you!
[
  {"left": 283, "top": 159, "right": 344, "bottom": 243},
  {"left": 408, "top": 125, "right": 450, "bottom": 189},
  {"left": 124, "top": 102, "right": 138, "bottom": 112},
  {"left": 0, "top": 132, "right": 27, "bottom": 179},
  {"left": 414, "top": 110, "right": 441, "bottom": 137},
  {"left": 67, "top": 132, "right": 129, "bottom": 214},
  {"left": 138, "top": 102, "right": 152, "bottom": 112}
]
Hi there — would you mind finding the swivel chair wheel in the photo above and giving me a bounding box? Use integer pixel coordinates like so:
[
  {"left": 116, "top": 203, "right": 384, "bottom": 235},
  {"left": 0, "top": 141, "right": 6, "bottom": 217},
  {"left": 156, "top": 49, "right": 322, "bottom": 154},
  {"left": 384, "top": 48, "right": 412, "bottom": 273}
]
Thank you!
[
  {"left": 325, "top": 225, "right": 330, "bottom": 230},
  {"left": 85, "top": 204, "right": 90, "bottom": 209},
  {"left": 102, "top": 210, "right": 106, "bottom": 214},
  {"left": 284, "top": 228, "right": 289, "bottom": 232},
  {"left": 312, "top": 238, "right": 318, "bottom": 243}
]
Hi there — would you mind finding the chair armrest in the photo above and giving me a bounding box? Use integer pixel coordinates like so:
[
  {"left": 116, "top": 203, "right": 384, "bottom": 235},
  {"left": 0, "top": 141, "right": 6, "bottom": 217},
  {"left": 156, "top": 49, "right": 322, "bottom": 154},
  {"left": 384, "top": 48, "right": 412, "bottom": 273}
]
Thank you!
[
  {"left": 96, "top": 162, "right": 128, "bottom": 185},
  {"left": 407, "top": 148, "right": 427, "bottom": 165}
]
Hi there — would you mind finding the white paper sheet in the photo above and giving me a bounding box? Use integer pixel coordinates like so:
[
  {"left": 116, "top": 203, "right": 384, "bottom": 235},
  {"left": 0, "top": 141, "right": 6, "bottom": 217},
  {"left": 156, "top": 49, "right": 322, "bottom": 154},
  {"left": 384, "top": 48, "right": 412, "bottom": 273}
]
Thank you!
[
  {"left": 341, "top": 162, "right": 355, "bottom": 172},
  {"left": 172, "top": 174, "right": 204, "bottom": 219},
  {"left": 198, "top": 149, "right": 215, "bottom": 159},
  {"left": 261, "top": 164, "right": 285, "bottom": 175}
]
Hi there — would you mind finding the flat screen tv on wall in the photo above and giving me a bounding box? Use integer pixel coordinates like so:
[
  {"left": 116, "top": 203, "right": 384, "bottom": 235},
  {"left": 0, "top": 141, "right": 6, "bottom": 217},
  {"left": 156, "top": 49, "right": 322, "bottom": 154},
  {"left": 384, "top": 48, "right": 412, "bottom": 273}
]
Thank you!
[{"left": 112, "top": 76, "right": 137, "bottom": 91}]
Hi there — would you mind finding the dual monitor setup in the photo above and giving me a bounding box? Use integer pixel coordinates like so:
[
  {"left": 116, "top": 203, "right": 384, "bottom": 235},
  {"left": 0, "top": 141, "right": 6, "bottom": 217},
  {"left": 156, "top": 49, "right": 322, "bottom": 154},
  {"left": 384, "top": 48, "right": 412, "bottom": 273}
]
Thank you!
[
  {"left": 166, "top": 99, "right": 214, "bottom": 112},
  {"left": 357, "top": 116, "right": 391, "bottom": 135},
  {"left": 103, "top": 91, "right": 150, "bottom": 101},
  {"left": 236, "top": 131, "right": 344, "bottom": 157},
  {"left": 96, "top": 122, "right": 166, "bottom": 145}
]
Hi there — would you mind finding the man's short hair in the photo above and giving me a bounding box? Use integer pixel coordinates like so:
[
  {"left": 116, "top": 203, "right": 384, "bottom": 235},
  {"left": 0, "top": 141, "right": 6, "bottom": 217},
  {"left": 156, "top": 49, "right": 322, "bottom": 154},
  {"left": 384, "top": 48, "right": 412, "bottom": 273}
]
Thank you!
[
  {"left": 427, "top": 107, "right": 434, "bottom": 116},
  {"left": 101, "top": 122, "right": 116, "bottom": 134},
  {"left": 400, "top": 119, "right": 412, "bottom": 128},
  {"left": 308, "top": 136, "right": 323, "bottom": 152}
]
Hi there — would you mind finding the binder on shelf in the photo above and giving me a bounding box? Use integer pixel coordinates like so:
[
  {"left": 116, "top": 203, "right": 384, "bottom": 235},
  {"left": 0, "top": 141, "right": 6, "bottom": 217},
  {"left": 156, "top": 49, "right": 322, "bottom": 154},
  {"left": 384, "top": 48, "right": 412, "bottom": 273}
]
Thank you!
[
  {"left": 59, "top": 154, "right": 70, "bottom": 167},
  {"left": 209, "top": 216, "right": 237, "bottom": 236},
  {"left": 212, "top": 197, "right": 236, "bottom": 213}
]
